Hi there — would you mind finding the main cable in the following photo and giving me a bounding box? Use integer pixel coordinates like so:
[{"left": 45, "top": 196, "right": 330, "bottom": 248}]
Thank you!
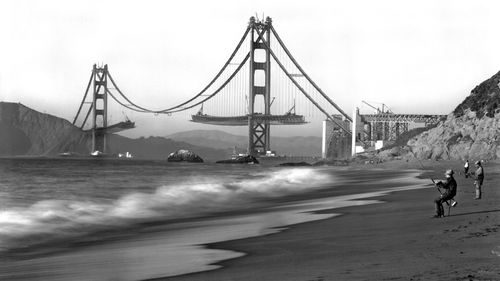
[
  {"left": 271, "top": 26, "right": 352, "bottom": 122},
  {"left": 103, "top": 27, "right": 251, "bottom": 114},
  {"left": 73, "top": 72, "right": 93, "bottom": 125},
  {"left": 253, "top": 27, "right": 351, "bottom": 135}
]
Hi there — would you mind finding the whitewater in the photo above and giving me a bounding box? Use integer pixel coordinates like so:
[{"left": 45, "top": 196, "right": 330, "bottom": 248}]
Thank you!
[{"left": 0, "top": 158, "right": 429, "bottom": 280}]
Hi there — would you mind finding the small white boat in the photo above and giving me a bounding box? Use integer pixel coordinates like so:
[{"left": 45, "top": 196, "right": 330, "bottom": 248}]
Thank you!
[
  {"left": 90, "top": 150, "right": 102, "bottom": 157},
  {"left": 118, "top": 152, "right": 133, "bottom": 158}
]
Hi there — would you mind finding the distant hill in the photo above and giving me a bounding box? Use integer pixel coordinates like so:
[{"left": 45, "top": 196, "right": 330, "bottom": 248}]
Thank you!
[
  {"left": 0, "top": 102, "right": 88, "bottom": 156},
  {"left": 0, "top": 102, "right": 226, "bottom": 160},
  {"left": 166, "top": 130, "right": 322, "bottom": 156}
]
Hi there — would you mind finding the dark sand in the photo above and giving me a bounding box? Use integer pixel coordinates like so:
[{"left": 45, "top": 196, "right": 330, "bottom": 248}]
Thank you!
[{"left": 158, "top": 160, "right": 500, "bottom": 281}]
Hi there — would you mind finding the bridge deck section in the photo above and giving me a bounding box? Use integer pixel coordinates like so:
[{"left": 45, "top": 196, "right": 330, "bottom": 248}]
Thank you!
[
  {"left": 83, "top": 120, "right": 135, "bottom": 134},
  {"left": 191, "top": 113, "right": 307, "bottom": 126}
]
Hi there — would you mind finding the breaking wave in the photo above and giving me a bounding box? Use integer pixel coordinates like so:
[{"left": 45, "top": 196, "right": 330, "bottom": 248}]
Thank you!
[{"left": 0, "top": 168, "right": 332, "bottom": 250}]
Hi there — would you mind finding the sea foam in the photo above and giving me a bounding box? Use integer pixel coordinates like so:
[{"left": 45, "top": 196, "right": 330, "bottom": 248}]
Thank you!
[{"left": 0, "top": 168, "right": 332, "bottom": 250}]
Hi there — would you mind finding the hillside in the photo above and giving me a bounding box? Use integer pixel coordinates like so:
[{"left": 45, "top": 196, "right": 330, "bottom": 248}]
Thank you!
[
  {"left": 167, "top": 130, "right": 246, "bottom": 150},
  {"left": 406, "top": 110, "right": 500, "bottom": 160},
  {"left": 374, "top": 70, "right": 500, "bottom": 162},
  {"left": 454, "top": 70, "right": 500, "bottom": 118},
  {"left": 0, "top": 102, "right": 226, "bottom": 160},
  {"left": 0, "top": 102, "right": 88, "bottom": 156},
  {"left": 167, "top": 130, "right": 323, "bottom": 156}
]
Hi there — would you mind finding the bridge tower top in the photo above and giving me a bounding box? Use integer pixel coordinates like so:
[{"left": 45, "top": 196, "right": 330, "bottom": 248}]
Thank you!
[{"left": 248, "top": 16, "right": 273, "bottom": 28}]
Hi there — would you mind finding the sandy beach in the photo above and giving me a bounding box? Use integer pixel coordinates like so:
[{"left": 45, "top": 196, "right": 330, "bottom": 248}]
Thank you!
[{"left": 158, "top": 160, "right": 500, "bottom": 281}]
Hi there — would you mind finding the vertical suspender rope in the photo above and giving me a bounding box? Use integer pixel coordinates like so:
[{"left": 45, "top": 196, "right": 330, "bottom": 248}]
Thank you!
[
  {"left": 158, "top": 26, "right": 251, "bottom": 113},
  {"left": 100, "top": 27, "right": 252, "bottom": 115},
  {"left": 165, "top": 53, "right": 250, "bottom": 114},
  {"left": 271, "top": 27, "right": 352, "bottom": 122},
  {"left": 254, "top": 27, "right": 351, "bottom": 135}
]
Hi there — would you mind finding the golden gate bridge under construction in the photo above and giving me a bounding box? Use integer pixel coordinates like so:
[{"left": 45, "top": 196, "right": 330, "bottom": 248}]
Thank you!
[{"left": 72, "top": 16, "right": 445, "bottom": 158}]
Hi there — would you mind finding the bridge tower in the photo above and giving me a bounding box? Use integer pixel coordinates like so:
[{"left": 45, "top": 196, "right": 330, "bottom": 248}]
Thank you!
[
  {"left": 91, "top": 64, "right": 109, "bottom": 153},
  {"left": 248, "top": 16, "right": 272, "bottom": 156}
]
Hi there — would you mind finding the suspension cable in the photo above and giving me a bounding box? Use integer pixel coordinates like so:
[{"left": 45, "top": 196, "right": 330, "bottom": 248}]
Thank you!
[
  {"left": 254, "top": 29, "right": 351, "bottom": 135},
  {"left": 107, "top": 72, "right": 154, "bottom": 112},
  {"left": 73, "top": 72, "right": 93, "bottom": 124},
  {"left": 80, "top": 102, "right": 93, "bottom": 130},
  {"left": 271, "top": 26, "right": 352, "bottom": 122},
  {"left": 106, "top": 89, "right": 151, "bottom": 113},
  {"left": 158, "top": 26, "right": 251, "bottom": 113},
  {"left": 104, "top": 27, "right": 251, "bottom": 114},
  {"left": 164, "top": 52, "right": 250, "bottom": 114}
]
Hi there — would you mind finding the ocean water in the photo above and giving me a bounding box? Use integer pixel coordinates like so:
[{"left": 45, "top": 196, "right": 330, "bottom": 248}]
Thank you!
[{"left": 0, "top": 158, "right": 429, "bottom": 280}]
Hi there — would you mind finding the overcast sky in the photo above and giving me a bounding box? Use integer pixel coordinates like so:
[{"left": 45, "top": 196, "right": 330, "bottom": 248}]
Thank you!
[{"left": 2, "top": 0, "right": 500, "bottom": 138}]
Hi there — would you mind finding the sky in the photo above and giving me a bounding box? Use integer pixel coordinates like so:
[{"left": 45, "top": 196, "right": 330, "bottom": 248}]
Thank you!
[{"left": 2, "top": 0, "right": 500, "bottom": 138}]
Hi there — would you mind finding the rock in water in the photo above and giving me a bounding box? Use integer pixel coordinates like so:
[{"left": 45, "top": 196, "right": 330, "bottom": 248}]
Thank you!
[
  {"left": 216, "top": 155, "right": 259, "bottom": 164},
  {"left": 167, "top": 149, "right": 204, "bottom": 163}
]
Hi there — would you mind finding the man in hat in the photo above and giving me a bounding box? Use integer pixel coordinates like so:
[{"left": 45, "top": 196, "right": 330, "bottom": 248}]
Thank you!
[
  {"left": 433, "top": 169, "right": 457, "bottom": 218},
  {"left": 474, "top": 161, "right": 484, "bottom": 199}
]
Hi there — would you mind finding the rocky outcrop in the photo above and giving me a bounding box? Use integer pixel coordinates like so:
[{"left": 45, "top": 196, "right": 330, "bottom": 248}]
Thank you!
[
  {"left": 167, "top": 149, "right": 204, "bottom": 163},
  {"left": 216, "top": 155, "right": 259, "bottom": 164},
  {"left": 408, "top": 111, "right": 500, "bottom": 160},
  {"left": 372, "top": 70, "right": 500, "bottom": 162},
  {"left": 407, "top": 69, "right": 500, "bottom": 161}
]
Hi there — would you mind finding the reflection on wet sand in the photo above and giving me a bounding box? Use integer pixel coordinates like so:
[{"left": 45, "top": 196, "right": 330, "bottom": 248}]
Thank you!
[{"left": 0, "top": 180, "right": 428, "bottom": 280}]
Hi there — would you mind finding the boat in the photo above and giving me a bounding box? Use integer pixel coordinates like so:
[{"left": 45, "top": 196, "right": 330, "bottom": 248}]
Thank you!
[
  {"left": 90, "top": 150, "right": 103, "bottom": 157},
  {"left": 118, "top": 152, "right": 133, "bottom": 158}
]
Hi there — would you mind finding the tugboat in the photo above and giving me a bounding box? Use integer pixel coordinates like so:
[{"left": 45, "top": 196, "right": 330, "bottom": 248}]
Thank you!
[{"left": 217, "top": 147, "right": 259, "bottom": 164}]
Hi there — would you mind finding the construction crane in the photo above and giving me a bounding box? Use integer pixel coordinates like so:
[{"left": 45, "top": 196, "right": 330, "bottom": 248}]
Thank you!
[{"left": 362, "top": 100, "right": 393, "bottom": 114}]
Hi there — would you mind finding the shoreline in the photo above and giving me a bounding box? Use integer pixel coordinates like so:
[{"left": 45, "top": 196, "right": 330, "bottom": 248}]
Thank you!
[
  {"left": 158, "top": 160, "right": 500, "bottom": 281},
  {"left": 1, "top": 160, "right": 498, "bottom": 280},
  {"left": 0, "top": 167, "right": 428, "bottom": 281}
]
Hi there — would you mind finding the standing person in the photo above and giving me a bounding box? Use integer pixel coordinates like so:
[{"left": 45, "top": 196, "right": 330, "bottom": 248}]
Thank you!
[
  {"left": 433, "top": 169, "right": 457, "bottom": 218},
  {"left": 464, "top": 160, "right": 469, "bottom": 178},
  {"left": 474, "top": 161, "right": 484, "bottom": 199}
]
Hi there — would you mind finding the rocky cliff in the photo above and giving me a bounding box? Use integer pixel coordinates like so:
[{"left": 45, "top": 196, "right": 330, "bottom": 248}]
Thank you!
[
  {"left": 0, "top": 102, "right": 225, "bottom": 160},
  {"left": 386, "top": 71, "right": 500, "bottom": 161},
  {"left": 407, "top": 111, "right": 500, "bottom": 160}
]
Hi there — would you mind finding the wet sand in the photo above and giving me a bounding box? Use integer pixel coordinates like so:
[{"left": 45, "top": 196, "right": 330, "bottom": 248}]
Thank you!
[
  {"left": 0, "top": 168, "right": 428, "bottom": 281},
  {"left": 158, "top": 160, "right": 500, "bottom": 281}
]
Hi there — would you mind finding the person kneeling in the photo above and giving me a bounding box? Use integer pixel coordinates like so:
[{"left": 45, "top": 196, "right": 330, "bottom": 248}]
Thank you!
[{"left": 433, "top": 169, "right": 457, "bottom": 218}]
